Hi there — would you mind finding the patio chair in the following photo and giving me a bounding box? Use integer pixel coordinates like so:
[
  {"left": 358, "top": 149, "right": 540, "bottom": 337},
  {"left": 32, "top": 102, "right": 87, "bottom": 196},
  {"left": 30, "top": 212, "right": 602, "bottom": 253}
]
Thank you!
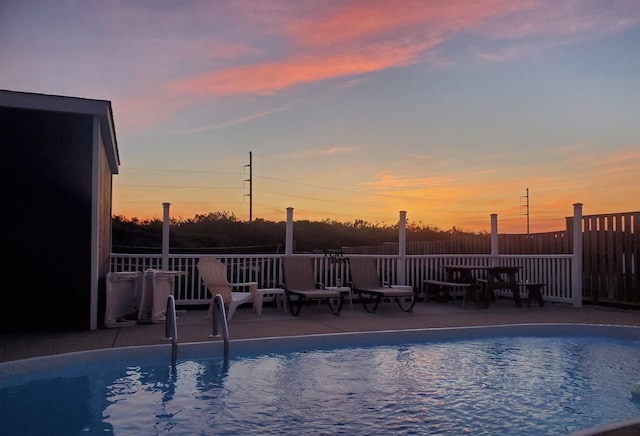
[
  {"left": 348, "top": 257, "right": 415, "bottom": 313},
  {"left": 281, "top": 256, "right": 344, "bottom": 316},
  {"left": 197, "top": 257, "right": 257, "bottom": 320}
]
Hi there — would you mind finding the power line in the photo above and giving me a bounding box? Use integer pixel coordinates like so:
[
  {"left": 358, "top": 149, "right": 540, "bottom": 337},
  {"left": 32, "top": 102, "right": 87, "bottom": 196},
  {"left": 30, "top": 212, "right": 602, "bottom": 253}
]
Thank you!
[
  {"left": 120, "top": 167, "right": 241, "bottom": 175},
  {"left": 114, "top": 200, "right": 245, "bottom": 205},
  {"left": 254, "top": 174, "right": 406, "bottom": 199},
  {"left": 115, "top": 164, "right": 421, "bottom": 223},
  {"left": 254, "top": 188, "right": 373, "bottom": 207},
  {"left": 115, "top": 184, "right": 243, "bottom": 190},
  {"left": 118, "top": 166, "right": 415, "bottom": 201}
]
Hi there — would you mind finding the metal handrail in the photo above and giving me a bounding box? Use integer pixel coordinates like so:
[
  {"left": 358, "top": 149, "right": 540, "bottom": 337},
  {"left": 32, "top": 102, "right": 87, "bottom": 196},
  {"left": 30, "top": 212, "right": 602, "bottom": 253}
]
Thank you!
[
  {"left": 210, "top": 294, "right": 229, "bottom": 360},
  {"left": 164, "top": 295, "right": 178, "bottom": 365}
]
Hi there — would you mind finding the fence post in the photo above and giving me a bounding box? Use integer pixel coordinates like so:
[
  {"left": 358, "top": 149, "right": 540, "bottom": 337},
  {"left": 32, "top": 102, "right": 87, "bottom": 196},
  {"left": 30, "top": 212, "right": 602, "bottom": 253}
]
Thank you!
[
  {"left": 285, "top": 207, "right": 294, "bottom": 255},
  {"left": 398, "top": 210, "right": 406, "bottom": 285},
  {"left": 162, "top": 202, "right": 170, "bottom": 270},
  {"left": 572, "top": 203, "right": 583, "bottom": 307},
  {"left": 490, "top": 213, "right": 499, "bottom": 266}
]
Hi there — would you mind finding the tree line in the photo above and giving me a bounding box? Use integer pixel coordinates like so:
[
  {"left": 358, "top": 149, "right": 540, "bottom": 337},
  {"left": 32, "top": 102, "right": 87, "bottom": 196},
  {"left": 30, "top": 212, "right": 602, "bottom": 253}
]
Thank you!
[{"left": 112, "top": 211, "right": 478, "bottom": 254}]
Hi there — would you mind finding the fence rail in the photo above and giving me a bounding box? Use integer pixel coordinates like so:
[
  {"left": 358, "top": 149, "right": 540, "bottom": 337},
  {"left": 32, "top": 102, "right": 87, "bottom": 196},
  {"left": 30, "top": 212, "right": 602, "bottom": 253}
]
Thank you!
[
  {"left": 111, "top": 253, "right": 575, "bottom": 306},
  {"left": 580, "top": 211, "right": 639, "bottom": 305}
]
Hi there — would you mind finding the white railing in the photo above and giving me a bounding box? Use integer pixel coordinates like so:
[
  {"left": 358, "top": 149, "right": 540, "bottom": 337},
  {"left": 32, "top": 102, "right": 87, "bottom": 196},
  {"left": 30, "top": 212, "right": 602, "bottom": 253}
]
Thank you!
[{"left": 111, "top": 253, "right": 576, "bottom": 306}]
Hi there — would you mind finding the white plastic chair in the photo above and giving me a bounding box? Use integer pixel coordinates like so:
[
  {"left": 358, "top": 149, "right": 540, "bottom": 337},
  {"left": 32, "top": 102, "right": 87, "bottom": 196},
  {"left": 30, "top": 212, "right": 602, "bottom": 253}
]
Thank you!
[
  {"left": 138, "top": 269, "right": 184, "bottom": 323},
  {"left": 197, "top": 258, "right": 257, "bottom": 320}
]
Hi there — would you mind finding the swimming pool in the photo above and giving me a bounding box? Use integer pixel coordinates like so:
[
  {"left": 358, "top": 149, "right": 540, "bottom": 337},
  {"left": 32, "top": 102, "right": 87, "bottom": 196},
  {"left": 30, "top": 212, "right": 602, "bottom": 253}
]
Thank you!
[{"left": 1, "top": 324, "right": 640, "bottom": 435}]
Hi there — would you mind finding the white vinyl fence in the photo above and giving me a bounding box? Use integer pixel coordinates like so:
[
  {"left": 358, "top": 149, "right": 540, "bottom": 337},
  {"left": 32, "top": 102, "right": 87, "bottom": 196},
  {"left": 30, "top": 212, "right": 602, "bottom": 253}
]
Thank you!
[{"left": 110, "top": 253, "right": 575, "bottom": 306}]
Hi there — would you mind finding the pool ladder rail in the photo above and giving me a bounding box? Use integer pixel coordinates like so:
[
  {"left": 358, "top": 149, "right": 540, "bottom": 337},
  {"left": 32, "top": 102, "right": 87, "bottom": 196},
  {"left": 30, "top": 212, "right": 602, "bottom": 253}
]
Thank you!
[
  {"left": 163, "top": 293, "right": 230, "bottom": 365},
  {"left": 164, "top": 295, "right": 178, "bottom": 364},
  {"left": 210, "top": 293, "right": 230, "bottom": 360}
]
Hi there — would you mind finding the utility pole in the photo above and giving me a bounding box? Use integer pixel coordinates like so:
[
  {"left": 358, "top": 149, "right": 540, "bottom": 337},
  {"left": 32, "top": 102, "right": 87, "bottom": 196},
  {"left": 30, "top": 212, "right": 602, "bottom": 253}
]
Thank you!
[
  {"left": 244, "top": 151, "right": 252, "bottom": 222},
  {"left": 520, "top": 188, "right": 530, "bottom": 235}
]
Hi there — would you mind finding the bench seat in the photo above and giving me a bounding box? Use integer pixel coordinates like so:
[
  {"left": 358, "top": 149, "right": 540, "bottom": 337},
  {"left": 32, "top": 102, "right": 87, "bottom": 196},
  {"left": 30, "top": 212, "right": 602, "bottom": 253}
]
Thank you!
[
  {"left": 423, "top": 279, "right": 478, "bottom": 307},
  {"left": 488, "top": 282, "right": 545, "bottom": 307},
  {"left": 423, "top": 279, "right": 472, "bottom": 288},
  {"left": 519, "top": 283, "right": 545, "bottom": 307}
]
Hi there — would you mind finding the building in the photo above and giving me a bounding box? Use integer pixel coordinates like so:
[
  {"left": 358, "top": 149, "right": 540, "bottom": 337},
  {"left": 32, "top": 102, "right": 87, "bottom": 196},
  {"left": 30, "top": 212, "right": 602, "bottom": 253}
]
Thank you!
[{"left": 0, "top": 90, "right": 119, "bottom": 332}]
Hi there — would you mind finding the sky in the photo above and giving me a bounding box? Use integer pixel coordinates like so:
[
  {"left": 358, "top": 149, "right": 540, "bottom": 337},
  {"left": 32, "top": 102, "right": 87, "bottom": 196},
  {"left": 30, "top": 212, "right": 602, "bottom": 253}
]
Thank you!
[{"left": 2, "top": 0, "right": 639, "bottom": 234}]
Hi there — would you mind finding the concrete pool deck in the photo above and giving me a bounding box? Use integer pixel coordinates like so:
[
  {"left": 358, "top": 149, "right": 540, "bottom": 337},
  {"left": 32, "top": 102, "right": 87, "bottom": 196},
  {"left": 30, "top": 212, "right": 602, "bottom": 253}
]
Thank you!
[{"left": 1, "top": 299, "right": 639, "bottom": 363}]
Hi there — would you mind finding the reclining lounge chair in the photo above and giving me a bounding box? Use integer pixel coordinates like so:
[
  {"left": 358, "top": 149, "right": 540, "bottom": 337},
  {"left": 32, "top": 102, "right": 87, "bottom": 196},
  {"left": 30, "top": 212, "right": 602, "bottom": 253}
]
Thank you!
[
  {"left": 281, "top": 256, "right": 344, "bottom": 316},
  {"left": 348, "top": 257, "right": 415, "bottom": 313}
]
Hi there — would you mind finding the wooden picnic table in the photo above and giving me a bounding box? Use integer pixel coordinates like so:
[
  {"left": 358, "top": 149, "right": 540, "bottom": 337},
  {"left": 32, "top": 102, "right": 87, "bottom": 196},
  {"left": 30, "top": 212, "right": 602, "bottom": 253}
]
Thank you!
[{"left": 441, "top": 265, "right": 523, "bottom": 308}]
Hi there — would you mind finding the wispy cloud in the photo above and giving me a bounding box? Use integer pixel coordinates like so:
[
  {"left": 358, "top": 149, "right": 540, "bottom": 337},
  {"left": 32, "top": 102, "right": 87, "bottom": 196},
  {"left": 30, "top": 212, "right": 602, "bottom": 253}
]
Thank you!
[
  {"left": 181, "top": 106, "right": 290, "bottom": 134},
  {"left": 569, "top": 145, "right": 640, "bottom": 176},
  {"left": 600, "top": 146, "right": 640, "bottom": 165},
  {"left": 168, "top": 45, "right": 427, "bottom": 97},
  {"left": 110, "top": 0, "right": 640, "bottom": 128},
  {"left": 275, "top": 146, "right": 359, "bottom": 160},
  {"left": 168, "top": 1, "right": 531, "bottom": 99},
  {"left": 362, "top": 172, "right": 441, "bottom": 189}
]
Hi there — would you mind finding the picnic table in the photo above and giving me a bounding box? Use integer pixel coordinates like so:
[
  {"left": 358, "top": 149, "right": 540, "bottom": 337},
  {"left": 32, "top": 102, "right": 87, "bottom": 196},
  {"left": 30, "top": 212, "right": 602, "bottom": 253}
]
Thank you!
[{"left": 427, "top": 265, "right": 524, "bottom": 308}]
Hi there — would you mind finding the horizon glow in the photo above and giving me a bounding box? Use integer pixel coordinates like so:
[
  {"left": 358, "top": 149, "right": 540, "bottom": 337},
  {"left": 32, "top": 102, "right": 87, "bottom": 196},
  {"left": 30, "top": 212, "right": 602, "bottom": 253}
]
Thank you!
[{"left": 2, "top": 1, "right": 639, "bottom": 233}]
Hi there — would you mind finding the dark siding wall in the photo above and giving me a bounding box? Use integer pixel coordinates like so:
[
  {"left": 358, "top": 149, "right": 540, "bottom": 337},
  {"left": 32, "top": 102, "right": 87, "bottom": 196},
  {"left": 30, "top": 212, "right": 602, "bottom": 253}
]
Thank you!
[
  {"left": 1, "top": 107, "right": 93, "bottom": 331},
  {"left": 97, "top": 134, "right": 113, "bottom": 327}
]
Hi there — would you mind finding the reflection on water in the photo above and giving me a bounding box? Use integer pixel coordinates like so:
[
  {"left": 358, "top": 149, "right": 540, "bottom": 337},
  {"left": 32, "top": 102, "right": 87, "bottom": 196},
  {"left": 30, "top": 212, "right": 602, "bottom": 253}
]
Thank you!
[
  {"left": 0, "top": 374, "right": 111, "bottom": 435},
  {"left": 2, "top": 337, "right": 640, "bottom": 435},
  {"left": 101, "top": 358, "right": 231, "bottom": 434}
]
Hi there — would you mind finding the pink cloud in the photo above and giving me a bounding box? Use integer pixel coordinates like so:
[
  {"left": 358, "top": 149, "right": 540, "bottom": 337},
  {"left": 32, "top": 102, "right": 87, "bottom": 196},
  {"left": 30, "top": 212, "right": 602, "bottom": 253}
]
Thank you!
[
  {"left": 171, "top": 0, "right": 633, "bottom": 102},
  {"left": 169, "top": 43, "right": 430, "bottom": 97},
  {"left": 122, "top": 0, "right": 640, "bottom": 128},
  {"left": 285, "top": 1, "right": 535, "bottom": 48}
]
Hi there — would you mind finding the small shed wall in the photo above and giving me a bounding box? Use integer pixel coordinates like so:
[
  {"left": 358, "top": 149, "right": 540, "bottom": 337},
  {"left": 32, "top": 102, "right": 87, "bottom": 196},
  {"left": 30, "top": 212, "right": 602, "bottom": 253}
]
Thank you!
[{"left": 1, "top": 108, "right": 94, "bottom": 331}]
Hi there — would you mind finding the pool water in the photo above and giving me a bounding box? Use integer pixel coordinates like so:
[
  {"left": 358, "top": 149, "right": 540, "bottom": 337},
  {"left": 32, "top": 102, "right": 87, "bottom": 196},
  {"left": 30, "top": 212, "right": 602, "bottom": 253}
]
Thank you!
[{"left": 2, "top": 328, "right": 640, "bottom": 435}]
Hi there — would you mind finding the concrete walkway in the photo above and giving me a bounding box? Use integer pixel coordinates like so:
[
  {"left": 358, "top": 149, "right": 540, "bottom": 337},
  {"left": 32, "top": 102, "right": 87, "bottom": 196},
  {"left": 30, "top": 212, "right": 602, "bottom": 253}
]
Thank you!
[{"left": 2, "top": 300, "right": 639, "bottom": 362}]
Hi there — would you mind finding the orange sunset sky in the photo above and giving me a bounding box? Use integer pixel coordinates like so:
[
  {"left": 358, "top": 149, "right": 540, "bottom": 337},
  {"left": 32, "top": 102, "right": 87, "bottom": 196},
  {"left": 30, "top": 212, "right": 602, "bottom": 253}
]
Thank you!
[{"left": 2, "top": 1, "right": 639, "bottom": 233}]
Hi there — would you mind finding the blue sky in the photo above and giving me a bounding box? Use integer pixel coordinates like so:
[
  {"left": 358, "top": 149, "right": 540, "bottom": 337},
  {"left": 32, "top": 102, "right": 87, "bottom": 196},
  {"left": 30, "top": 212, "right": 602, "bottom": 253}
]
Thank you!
[{"left": 2, "top": 0, "right": 639, "bottom": 233}]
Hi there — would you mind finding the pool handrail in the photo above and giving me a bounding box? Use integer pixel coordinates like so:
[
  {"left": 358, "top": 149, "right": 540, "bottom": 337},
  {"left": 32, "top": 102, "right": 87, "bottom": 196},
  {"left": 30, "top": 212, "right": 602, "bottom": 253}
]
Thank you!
[
  {"left": 210, "top": 293, "right": 230, "bottom": 360},
  {"left": 164, "top": 295, "right": 178, "bottom": 364}
]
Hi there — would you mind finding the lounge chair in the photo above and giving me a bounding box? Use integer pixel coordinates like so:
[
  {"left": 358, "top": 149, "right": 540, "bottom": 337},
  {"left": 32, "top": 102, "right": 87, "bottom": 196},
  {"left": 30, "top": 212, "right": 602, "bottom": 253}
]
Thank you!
[
  {"left": 348, "top": 257, "right": 415, "bottom": 313},
  {"left": 197, "top": 257, "right": 256, "bottom": 320},
  {"left": 281, "top": 256, "right": 344, "bottom": 316}
]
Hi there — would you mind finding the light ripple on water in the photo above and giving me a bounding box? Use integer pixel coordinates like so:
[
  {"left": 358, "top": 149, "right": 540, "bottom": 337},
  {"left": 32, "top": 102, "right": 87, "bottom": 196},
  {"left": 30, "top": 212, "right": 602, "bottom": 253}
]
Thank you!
[{"left": 1, "top": 336, "right": 640, "bottom": 435}]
